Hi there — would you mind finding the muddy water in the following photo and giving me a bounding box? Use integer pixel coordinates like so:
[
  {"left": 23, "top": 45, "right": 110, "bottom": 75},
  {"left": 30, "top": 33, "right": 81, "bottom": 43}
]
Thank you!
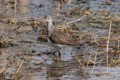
[{"left": 0, "top": 0, "right": 120, "bottom": 80}]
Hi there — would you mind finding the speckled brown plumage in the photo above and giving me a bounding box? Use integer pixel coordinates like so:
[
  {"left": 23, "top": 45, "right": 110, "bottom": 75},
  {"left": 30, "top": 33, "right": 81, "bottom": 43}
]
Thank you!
[{"left": 49, "top": 28, "right": 82, "bottom": 45}]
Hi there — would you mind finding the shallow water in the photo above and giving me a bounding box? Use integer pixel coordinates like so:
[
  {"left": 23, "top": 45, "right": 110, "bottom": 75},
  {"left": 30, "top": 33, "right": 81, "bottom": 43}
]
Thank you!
[{"left": 0, "top": 0, "right": 120, "bottom": 80}]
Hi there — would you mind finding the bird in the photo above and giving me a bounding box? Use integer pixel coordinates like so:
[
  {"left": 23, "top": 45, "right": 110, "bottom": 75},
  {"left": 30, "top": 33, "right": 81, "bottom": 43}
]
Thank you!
[
  {"left": 45, "top": 16, "right": 82, "bottom": 45},
  {"left": 44, "top": 16, "right": 84, "bottom": 60}
]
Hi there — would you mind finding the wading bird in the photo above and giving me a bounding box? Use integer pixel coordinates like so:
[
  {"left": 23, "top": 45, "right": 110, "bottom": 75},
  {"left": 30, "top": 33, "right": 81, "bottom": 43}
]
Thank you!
[{"left": 45, "top": 16, "right": 84, "bottom": 60}]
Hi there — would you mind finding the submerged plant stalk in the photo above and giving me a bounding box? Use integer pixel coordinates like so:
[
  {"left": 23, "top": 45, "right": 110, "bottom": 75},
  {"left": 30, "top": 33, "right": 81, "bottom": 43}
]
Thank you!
[{"left": 106, "top": 19, "right": 112, "bottom": 80}]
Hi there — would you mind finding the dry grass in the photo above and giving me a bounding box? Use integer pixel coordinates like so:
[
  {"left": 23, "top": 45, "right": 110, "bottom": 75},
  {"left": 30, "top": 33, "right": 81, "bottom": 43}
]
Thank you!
[
  {"left": 0, "top": 36, "right": 11, "bottom": 48},
  {"left": 0, "top": 0, "right": 120, "bottom": 80}
]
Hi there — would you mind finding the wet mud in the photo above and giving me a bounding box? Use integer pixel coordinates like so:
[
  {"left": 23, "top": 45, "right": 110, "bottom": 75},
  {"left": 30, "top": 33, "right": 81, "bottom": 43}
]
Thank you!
[{"left": 0, "top": 0, "right": 120, "bottom": 80}]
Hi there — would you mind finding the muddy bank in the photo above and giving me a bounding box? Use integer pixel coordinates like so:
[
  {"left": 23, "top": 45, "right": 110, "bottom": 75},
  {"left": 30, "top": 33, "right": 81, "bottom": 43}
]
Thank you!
[{"left": 0, "top": 0, "right": 120, "bottom": 80}]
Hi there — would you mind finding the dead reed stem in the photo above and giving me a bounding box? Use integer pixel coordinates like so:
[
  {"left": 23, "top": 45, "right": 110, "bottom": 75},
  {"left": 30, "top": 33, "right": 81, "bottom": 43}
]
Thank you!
[
  {"left": 66, "top": 15, "right": 86, "bottom": 25},
  {"left": 6, "top": 1, "right": 10, "bottom": 15},
  {"left": 115, "top": 40, "right": 120, "bottom": 80},
  {"left": 13, "top": 54, "right": 27, "bottom": 78},
  {"left": 68, "top": 0, "right": 72, "bottom": 5},
  {"left": 14, "top": 0, "right": 17, "bottom": 18},
  {"left": 0, "top": 63, "right": 9, "bottom": 74},
  {"left": 91, "top": 52, "right": 97, "bottom": 80},
  {"left": 106, "top": 20, "right": 112, "bottom": 80},
  {"left": 117, "top": 40, "right": 120, "bottom": 60},
  {"left": 84, "top": 52, "right": 92, "bottom": 80}
]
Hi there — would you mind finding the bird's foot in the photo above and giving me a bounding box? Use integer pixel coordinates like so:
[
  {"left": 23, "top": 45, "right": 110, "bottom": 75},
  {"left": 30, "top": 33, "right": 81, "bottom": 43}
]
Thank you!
[{"left": 52, "top": 51, "right": 61, "bottom": 61}]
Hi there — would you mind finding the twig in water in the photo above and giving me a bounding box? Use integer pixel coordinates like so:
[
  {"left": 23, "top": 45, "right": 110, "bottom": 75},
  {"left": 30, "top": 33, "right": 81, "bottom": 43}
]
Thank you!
[
  {"left": 12, "top": 53, "right": 27, "bottom": 78},
  {"left": 115, "top": 40, "right": 120, "bottom": 80},
  {"left": 84, "top": 51, "right": 92, "bottom": 80},
  {"left": 56, "top": 0, "right": 63, "bottom": 16},
  {"left": 66, "top": 15, "right": 86, "bottom": 25},
  {"left": 14, "top": 0, "right": 17, "bottom": 18},
  {"left": 91, "top": 52, "right": 98, "bottom": 80},
  {"left": 68, "top": 0, "right": 72, "bottom": 5},
  {"left": 106, "top": 19, "right": 112, "bottom": 80},
  {"left": 67, "top": 0, "right": 72, "bottom": 10}
]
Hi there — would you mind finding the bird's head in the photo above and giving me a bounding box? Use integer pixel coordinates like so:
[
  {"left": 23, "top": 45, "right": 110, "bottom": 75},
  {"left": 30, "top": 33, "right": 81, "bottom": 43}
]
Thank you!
[
  {"left": 45, "top": 16, "right": 53, "bottom": 27},
  {"left": 44, "top": 16, "right": 53, "bottom": 37},
  {"left": 45, "top": 16, "right": 52, "bottom": 22}
]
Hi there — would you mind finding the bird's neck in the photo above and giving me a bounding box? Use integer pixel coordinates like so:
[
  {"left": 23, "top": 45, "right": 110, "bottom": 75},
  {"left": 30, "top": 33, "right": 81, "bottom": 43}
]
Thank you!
[{"left": 47, "top": 21, "right": 53, "bottom": 37}]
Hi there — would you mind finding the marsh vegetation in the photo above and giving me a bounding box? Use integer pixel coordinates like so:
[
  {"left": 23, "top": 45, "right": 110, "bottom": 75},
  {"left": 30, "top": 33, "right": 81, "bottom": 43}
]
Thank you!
[{"left": 0, "top": 0, "right": 120, "bottom": 80}]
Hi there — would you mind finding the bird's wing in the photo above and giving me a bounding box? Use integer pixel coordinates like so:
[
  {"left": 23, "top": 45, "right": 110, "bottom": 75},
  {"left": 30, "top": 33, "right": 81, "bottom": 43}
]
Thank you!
[{"left": 50, "top": 29, "right": 80, "bottom": 45}]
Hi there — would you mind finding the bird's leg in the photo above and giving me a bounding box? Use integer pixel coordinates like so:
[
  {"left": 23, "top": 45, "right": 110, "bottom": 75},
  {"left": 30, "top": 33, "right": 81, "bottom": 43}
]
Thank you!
[
  {"left": 52, "top": 50, "right": 61, "bottom": 61},
  {"left": 58, "top": 50, "right": 61, "bottom": 58},
  {"left": 56, "top": 50, "right": 61, "bottom": 61},
  {"left": 71, "top": 46, "right": 74, "bottom": 55}
]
